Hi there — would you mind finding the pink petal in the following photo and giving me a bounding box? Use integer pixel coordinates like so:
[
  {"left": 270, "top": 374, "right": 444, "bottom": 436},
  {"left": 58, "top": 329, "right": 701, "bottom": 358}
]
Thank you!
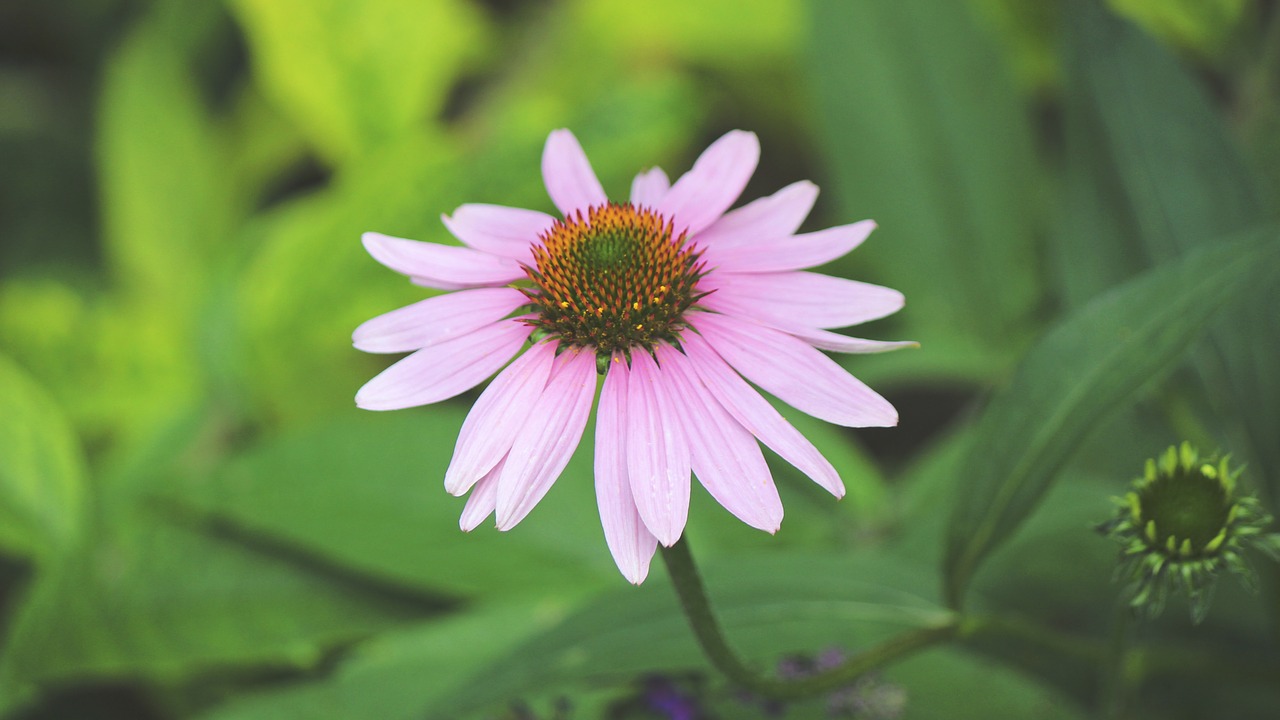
[
  {"left": 656, "top": 345, "right": 783, "bottom": 533},
  {"left": 441, "top": 204, "right": 556, "bottom": 264},
  {"left": 630, "top": 167, "right": 671, "bottom": 209},
  {"left": 595, "top": 353, "right": 659, "bottom": 584},
  {"left": 680, "top": 332, "right": 844, "bottom": 497},
  {"left": 355, "top": 319, "right": 532, "bottom": 411},
  {"left": 709, "top": 220, "right": 876, "bottom": 273},
  {"left": 459, "top": 456, "right": 505, "bottom": 531},
  {"left": 698, "top": 271, "right": 904, "bottom": 329},
  {"left": 691, "top": 313, "right": 897, "bottom": 428},
  {"left": 542, "top": 129, "right": 607, "bottom": 218},
  {"left": 657, "top": 130, "right": 760, "bottom": 237},
  {"left": 353, "top": 287, "right": 528, "bottom": 354},
  {"left": 495, "top": 349, "right": 597, "bottom": 530},
  {"left": 787, "top": 329, "right": 918, "bottom": 355},
  {"left": 444, "top": 341, "right": 557, "bottom": 495},
  {"left": 363, "top": 232, "right": 525, "bottom": 287},
  {"left": 695, "top": 181, "right": 818, "bottom": 250},
  {"left": 626, "top": 351, "right": 691, "bottom": 546}
]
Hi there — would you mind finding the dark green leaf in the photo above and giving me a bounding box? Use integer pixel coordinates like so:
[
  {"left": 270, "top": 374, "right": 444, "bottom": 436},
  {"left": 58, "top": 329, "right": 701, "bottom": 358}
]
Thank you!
[
  {"left": 944, "top": 228, "right": 1280, "bottom": 608},
  {"left": 807, "top": 0, "right": 1043, "bottom": 380},
  {"left": 1067, "top": 0, "right": 1280, "bottom": 503}
]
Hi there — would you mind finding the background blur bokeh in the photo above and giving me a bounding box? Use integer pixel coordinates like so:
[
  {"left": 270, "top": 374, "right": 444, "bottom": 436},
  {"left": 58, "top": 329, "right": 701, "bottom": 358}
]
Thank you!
[{"left": 1, "top": 0, "right": 1279, "bottom": 718}]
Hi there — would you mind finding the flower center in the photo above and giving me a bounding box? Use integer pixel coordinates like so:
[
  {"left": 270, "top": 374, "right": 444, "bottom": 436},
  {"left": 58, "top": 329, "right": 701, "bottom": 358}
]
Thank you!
[
  {"left": 521, "top": 203, "right": 705, "bottom": 356},
  {"left": 1139, "top": 464, "right": 1231, "bottom": 554}
]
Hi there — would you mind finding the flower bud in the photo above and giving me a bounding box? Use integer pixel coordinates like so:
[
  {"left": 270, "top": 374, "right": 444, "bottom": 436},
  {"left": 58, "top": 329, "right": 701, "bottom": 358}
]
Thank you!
[{"left": 1097, "top": 442, "right": 1280, "bottom": 623}]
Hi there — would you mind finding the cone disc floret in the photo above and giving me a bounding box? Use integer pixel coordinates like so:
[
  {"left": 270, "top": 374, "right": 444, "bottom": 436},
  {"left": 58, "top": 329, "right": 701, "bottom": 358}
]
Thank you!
[
  {"left": 1098, "top": 442, "right": 1280, "bottom": 623},
  {"left": 521, "top": 203, "right": 706, "bottom": 356}
]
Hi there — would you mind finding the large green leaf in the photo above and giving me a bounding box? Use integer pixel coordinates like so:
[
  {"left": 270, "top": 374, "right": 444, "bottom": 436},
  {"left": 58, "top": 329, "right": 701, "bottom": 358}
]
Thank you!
[
  {"left": 807, "top": 0, "right": 1042, "bottom": 380},
  {"left": 0, "top": 355, "right": 85, "bottom": 560},
  {"left": 1067, "top": 0, "right": 1280, "bottom": 504},
  {"left": 943, "top": 228, "right": 1280, "bottom": 608},
  {"left": 199, "top": 552, "right": 958, "bottom": 720},
  {"left": 170, "top": 409, "right": 617, "bottom": 599},
  {"left": 196, "top": 602, "right": 565, "bottom": 720},
  {"left": 228, "top": 0, "right": 486, "bottom": 163},
  {"left": 0, "top": 511, "right": 434, "bottom": 702}
]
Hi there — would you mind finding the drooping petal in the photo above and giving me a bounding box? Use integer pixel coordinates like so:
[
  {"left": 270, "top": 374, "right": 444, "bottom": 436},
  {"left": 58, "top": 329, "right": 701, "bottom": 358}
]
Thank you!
[
  {"left": 630, "top": 167, "right": 671, "bottom": 209},
  {"left": 542, "top": 129, "right": 608, "bottom": 218},
  {"left": 495, "top": 349, "right": 597, "bottom": 530},
  {"left": 680, "top": 332, "right": 844, "bottom": 497},
  {"left": 353, "top": 287, "right": 528, "bottom": 354},
  {"left": 355, "top": 319, "right": 532, "bottom": 411},
  {"left": 626, "top": 351, "right": 691, "bottom": 546},
  {"left": 698, "top": 271, "right": 904, "bottom": 329},
  {"left": 459, "top": 456, "right": 505, "bottom": 531},
  {"left": 442, "top": 204, "right": 556, "bottom": 264},
  {"left": 709, "top": 220, "right": 876, "bottom": 273},
  {"left": 694, "top": 181, "right": 818, "bottom": 250},
  {"left": 444, "top": 341, "right": 557, "bottom": 495},
  {"left": 657, "top": 130, "right": 760, "bottom": 237},
  {"left": 595, "top": 354, "right": 659, "bottom": 584},
  {"left": 691, "top": 312, "right": 897, "bottom": 428},
  {"left": 787, "top": 328, "right": 918, "bottom": 355},
  {"left": 656, "top": 345, "right": 783, "bottom": 532},
  {"left": 362, "top": 232, "right": 525, "bottom": 287}
]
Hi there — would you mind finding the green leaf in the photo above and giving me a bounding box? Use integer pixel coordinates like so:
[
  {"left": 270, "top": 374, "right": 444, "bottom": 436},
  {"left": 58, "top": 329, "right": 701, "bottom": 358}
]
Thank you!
[
  {"left": 196, "top": 603, "right": 566, "bottom": 720},
  {"left": 171, "top": 410, "right": 616, "bottom": 599},
  {"left": 0, "top": 354, "right": 86, "bottom": 560},
  {"left": 807, "top": 0, "right": 1042, "bottom": 380},
  {"left": 228, "top": 0, "right": 487, "bottom": 163},
  {"left": 943, "top": 228, "right": 1280, "bottom": 609},
  {"left": 0, "top": 509, "right": 433, "bottom": 695},
  {"left": 199, "top": 551, "right": 951, "bottom": 719},
  {"left": 1108, "top": 0, "right": 1248, "bottom": 53},
  {"left": 98, "top": 6, "right": 239, "bottom": 308},
  {"left": 1067, "top": 0, "right": 1280, "bottom": 501}
]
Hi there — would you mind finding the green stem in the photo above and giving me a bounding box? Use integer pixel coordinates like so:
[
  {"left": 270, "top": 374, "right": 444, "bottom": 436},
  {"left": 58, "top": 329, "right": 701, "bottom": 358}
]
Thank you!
[{"left": 659, "top": 537, "right": 959, "bottom": 700}]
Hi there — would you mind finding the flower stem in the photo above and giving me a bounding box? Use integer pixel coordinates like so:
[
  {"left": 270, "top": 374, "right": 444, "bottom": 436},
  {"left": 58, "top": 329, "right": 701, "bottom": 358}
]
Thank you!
[{"left": 659, "top": 536, "right": 959, "bottom": 700}]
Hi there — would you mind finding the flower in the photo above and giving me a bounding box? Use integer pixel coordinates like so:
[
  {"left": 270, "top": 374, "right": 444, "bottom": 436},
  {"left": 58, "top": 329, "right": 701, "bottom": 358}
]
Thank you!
[
  {"left": 354, "top": 129, "right": 911, "bottom": 583},
  {"left": 1098, "top": 442, "right": 1280, "bottom": 623}
]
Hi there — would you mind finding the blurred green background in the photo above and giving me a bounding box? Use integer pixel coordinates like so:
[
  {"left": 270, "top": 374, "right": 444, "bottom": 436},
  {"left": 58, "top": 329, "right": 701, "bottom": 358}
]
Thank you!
[{"left": 1, "top": 0, "right": 1278, "bottom": 717}]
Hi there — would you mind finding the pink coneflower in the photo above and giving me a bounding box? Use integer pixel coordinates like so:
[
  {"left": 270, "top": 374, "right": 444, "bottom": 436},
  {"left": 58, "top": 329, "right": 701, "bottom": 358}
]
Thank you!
[{"left": 355, "top": 130, "right": 910, "bottom": 583}]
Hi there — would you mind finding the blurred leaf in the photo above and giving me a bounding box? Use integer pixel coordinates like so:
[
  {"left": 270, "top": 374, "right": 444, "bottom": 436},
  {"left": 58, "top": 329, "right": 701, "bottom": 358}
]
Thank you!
[
  {"left": 0, "top": 279, "right": 201, "bottom": 445},
  {"left": 98, "top": 7, "right": 239, "bottom": 309},
  {"left": 572, "top": 0, "right": 800, "bottom": 67},
  {"left": 1108, "top": 0, "right": 1248, "bottom": 53},
  {"left": 0, "top": 355, "right": 86, "bottom": 560},
  {"left": 943, "top": 228, "right": 1280, "bottom": 609},
  {"left": 881, "top": 647, "right": 1086, "bottom": 720},
  {"left": 807, "top": 0, "right": 1043, "bottom": 381},
  {"left": 171, "top": 410, "right": 616, "bottom": 599},
  {"left": 228, "top": 0, "right": 486, "bottom": 163},
  {"left": 1067, "top": 0, "right": 1280, "bottom": 503},
  {"left": 199, "top": 551, "right": 950, "bottom": 719},
  {"left": 0, "top": 508, "right": 433, "bottom": 695},
  {"left": 197, "top": 603, "right": 566, "bottom": 720},
  {"left": 430, "top": 552, "right": 948, "bottom": 718}
]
